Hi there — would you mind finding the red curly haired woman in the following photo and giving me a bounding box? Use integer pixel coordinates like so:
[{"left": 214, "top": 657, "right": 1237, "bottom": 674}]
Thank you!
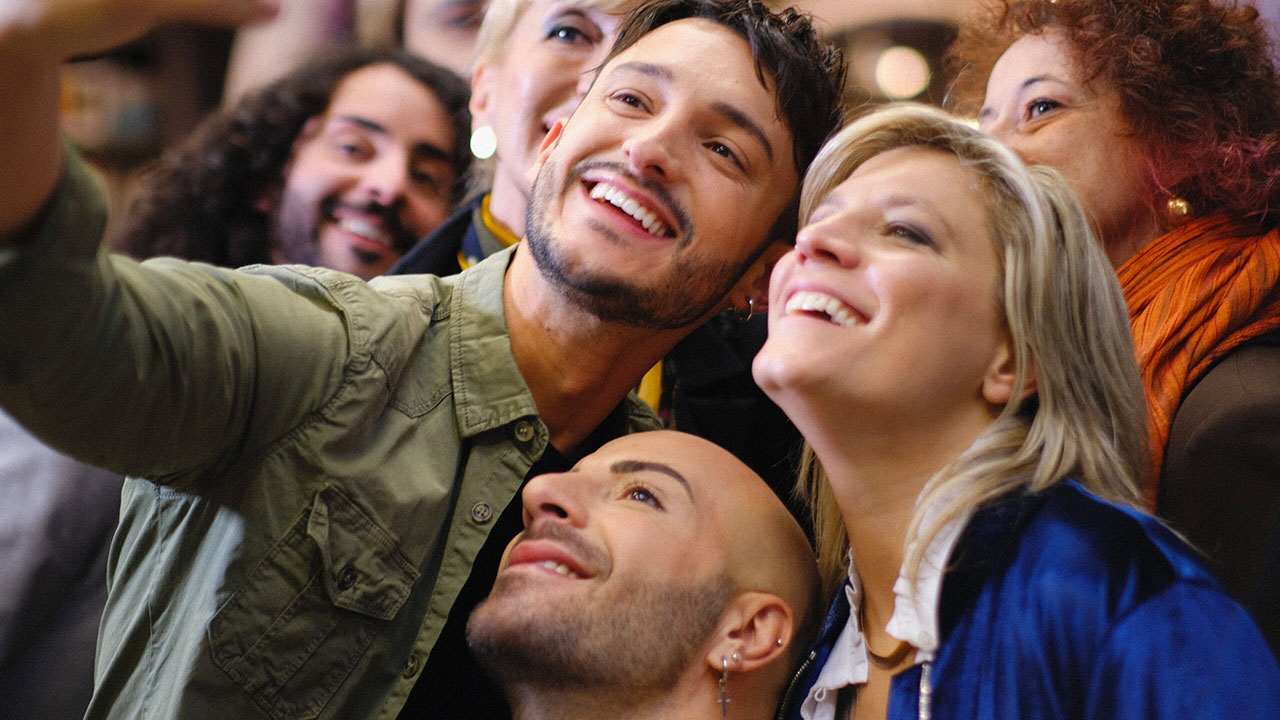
[{"left": 949, "top": 0, "right": 1280, "bottom": 656}]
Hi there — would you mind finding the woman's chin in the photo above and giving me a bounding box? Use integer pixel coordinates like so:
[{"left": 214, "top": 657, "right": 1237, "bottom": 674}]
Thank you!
[{"left": 752, "top": 347, "right": 830, "bottom": 407}]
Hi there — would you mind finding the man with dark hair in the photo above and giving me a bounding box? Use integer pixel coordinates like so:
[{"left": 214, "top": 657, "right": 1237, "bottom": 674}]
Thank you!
[
  {"left": 118, "top": 46, "right": 472, "bottom": 279},
  {"left": 0, "top": 1, "right": 843, "bottom": 718},
  {"left": 467, "top": 431, "right": 820, "bottom": 720}
]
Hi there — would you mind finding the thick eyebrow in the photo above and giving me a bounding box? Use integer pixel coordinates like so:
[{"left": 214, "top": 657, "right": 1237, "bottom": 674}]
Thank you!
[
  {"left": 610, "top": 459, "right": 694, "bottom": 501},
  {"left": 332, "top": 114, "right": 454, "bottom": 163},
  {"left": 612, "top": 60, "right": 674, "bottom": 82},
  {"left": 711, "top": 100, "right": 774, "bottom": 163},
  {"left": 609, "top": 62, "right": 775, "bottom": 163}
]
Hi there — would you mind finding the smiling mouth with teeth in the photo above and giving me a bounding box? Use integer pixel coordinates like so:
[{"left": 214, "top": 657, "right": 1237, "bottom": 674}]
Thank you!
[
  {"left": 535, "top": 560, "right": 582, "bottom": 579},
  {"left": 338, "top": 216, "right": 393, "bottom": 249},
  {"left": 785, "top": 290, "right": 860, "bottom": 327},
  {"left": 588, "top": 181, "right": 675, "bottom": 238}
]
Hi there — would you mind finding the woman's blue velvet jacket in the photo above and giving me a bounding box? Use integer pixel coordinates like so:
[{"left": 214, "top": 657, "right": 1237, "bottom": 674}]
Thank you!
[{"left": 779, "top": 481, "right": 1280, "bottom": 720}]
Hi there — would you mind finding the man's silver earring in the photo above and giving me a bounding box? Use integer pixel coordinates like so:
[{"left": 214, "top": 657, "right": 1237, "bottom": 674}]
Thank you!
[
  {"left": 732, "top": 297, "right": 757, "bottom": 324},
  {"left": 718, "top": 656, "right": 731, "bottom": 716}
]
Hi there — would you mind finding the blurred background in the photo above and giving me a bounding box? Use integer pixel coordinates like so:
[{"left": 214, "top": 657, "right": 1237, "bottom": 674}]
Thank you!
[{"left": 65, "top": 0, "right": 1280, "bottom": 220}]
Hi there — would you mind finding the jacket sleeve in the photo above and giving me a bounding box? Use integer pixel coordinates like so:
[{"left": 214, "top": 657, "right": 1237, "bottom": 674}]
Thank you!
[
  {"left": 1158, "top": 338, "right": 1280, "bottom": 655},
  {"left": 0, "top": 148, "right": 352, "bottom": 481},
  {"left": 1085, "top": 581, "right": 1280, "bottom": 719}
]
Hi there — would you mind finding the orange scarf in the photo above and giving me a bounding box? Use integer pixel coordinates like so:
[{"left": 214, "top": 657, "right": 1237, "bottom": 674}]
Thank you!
[{"left": 1118, "top": 216, "right": 1280, "bottom": 502}]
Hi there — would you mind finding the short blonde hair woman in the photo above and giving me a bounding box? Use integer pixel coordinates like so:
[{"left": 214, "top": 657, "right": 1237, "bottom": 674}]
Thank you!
[{"left": 755, "top": 104, "right": 1280, "bottom": 720}]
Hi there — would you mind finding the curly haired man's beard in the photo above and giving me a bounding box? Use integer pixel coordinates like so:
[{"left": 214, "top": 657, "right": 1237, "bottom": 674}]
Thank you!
[
  {"left": 270, "top": 193, "right": 415, "bottom": 268},
  {"left": 466, "top": 571, "right": 734, "bottom": 696},
  {"left": 264, "top": 192, "right": 322, "bottom": 265},
  {"left": 523, "top": 158, "right": 755, "bottom": 331}
]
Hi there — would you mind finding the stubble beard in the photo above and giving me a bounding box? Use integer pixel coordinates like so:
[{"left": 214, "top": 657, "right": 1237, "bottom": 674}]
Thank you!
[
  {"left": 466, "top": 571, "right": 735, "bottom": 699},
  {"left": 523, "top": 158, "right": 756, "bottom": 331},
  {"left": 271, "top": 190, "right": 325, "bottom": 267}
]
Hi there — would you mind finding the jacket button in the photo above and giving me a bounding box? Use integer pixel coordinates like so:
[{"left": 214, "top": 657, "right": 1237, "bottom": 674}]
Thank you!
[
  {"left": 402, "top": 653, "right": 421, "bottom": 679},
  {"left": 336, "top": 565, "right": 357, "bottom": 591},
  {"left": 513, "top": 420, "right": 535, "bottom": 443},
  {"left": 470, "top": 502, "right": 494, "bottom": 524}
]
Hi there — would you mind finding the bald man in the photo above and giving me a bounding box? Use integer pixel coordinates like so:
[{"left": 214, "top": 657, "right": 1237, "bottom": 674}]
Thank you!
[{"left": 466, "top": 430, "right": 819, "bottom": 720}]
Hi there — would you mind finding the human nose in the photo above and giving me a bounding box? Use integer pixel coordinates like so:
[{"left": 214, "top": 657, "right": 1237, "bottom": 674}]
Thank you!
[
  {"left": 979, "top": 105, "right": 1018, "bottom": 148},
  {"left": 794, "top": 213, "right": 859, "bottom": 268},
  {"left": 356, "top": 152, "right": 409, "bottom": 207},
  {"left": 520, "top": 471, "right": 589, "bottom": 530},
  {"left": 622, "top": 121, "right": 681, "bottom": 183}
]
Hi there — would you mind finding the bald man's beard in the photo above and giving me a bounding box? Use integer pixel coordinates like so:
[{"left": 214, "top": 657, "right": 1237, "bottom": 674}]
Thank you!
[
  {"left": 466, "top": 571, "right": 734, "bottom": 697},
  {"left": 524, "top": 157, "right": 755, "bottom": 330}
]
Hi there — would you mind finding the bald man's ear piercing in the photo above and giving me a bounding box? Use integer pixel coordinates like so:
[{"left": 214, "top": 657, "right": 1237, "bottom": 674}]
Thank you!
[
  {"left": 777, "top": 638, "right": 785, "bottom": 647},
  {"left": 731, "top": 297, "right": 756, "bottom": 324},
  {"left": 718, "top": 657, "right": 732, "bottom": 716}
]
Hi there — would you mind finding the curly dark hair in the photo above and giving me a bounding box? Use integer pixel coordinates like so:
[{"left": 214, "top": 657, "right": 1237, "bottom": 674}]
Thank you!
[
  {"left": 945, "top": 0, "right": 1280, "bottom": 227},
  {"left": 115, "top": 46, "right": 472, "bottom": 266},
  {"left": 604, "top": 0, "right": 846, "bottom": 245}
]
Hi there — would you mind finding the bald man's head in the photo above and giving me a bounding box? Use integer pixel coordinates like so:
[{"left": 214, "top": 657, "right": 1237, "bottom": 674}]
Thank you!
[{"left": 467, "top": 430, "right": 818, "bottom": 710}]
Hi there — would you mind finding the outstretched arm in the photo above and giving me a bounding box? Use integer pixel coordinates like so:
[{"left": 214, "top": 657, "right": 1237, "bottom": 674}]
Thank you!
[{"left": 0, "top": 0, "right": 278, "bottom": 242}]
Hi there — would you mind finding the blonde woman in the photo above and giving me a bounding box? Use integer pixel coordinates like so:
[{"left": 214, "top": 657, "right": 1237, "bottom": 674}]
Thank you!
[{"left": 754, "top": 104, "right": 1280, "bottom": 720}]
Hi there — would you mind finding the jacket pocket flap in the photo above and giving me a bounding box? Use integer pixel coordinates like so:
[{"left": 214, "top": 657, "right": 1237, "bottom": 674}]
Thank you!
[{"left": 306, "top": 485, "right": 419, "bottom": 620}]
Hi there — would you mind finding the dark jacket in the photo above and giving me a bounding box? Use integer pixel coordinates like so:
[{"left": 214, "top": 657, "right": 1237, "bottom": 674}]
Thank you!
[{"left": 1158, "top": 327, "right": 1280, "bottom": 657}]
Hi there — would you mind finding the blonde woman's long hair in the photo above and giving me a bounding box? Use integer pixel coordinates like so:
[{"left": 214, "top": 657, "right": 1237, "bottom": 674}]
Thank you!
[{"left": 797, "top": 104, "right": 1149, "bottom": 596}]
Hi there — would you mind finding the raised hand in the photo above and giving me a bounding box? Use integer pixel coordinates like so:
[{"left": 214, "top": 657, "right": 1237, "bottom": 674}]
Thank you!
[{"left": 1, "top": 0, "right": 279, "bottom": 62}]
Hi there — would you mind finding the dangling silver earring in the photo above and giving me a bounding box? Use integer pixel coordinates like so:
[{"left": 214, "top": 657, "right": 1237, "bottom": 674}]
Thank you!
[
  {"left": 470, "top": 125, "right": 497, "bottom": 160},
  {"left": 732, "top": 297, "right": 757, "bottom": 324},
  {"left": 718, "top": 656, "right": 731, "bottom": 716}
]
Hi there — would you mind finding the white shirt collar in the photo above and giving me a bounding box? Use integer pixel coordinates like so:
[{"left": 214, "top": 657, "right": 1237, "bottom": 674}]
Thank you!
[{"left": 799, "top": 501, "right": 972, "bottom": 720}]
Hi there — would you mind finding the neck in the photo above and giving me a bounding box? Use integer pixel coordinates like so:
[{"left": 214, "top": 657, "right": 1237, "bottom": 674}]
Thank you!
[
  {"left": 502, "top": 245, "right": 688, "bottom": 454},
  {"left": 1106, "top": 206, "right": 1165, "bottom": 269},
  {"left": 507, "top": 673, "right": 773, "bottom": 720},
  {"left": 487, "top": 173, "right": 530, "bottom": 238},
  {"left": 794, "top": 398, "right": 994, "bottom": 620}
]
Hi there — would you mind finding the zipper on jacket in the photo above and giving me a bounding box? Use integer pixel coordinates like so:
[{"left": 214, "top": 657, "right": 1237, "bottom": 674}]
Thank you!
[
  {"left": 775, "top": 649, "right": 817, "bottom": 720},
  {"left": 918, "top": 661, "right": 933, "bottom": 720}
]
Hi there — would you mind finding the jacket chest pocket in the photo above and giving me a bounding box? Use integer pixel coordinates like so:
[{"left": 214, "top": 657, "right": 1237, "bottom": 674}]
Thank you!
[{"left": 209, "top": 485, "right": 419, "bottom": 720}]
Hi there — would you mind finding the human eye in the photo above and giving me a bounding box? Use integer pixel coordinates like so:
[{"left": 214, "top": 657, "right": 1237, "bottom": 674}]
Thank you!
[
  {"left": 410, "top": 165, "right": 448, "bottom": 194},
  {"left": 885, "top": 221, "right": 935, "bottom": 248},
  {"left": 1025, "top": 97, "right": 1062, "bottom": 120},
  {"left": 622, "top": 483, "right": 664, "bottom": 510},
  {"left": 706, "top": 140, "right": 744, "bottom": 170},
  {"left": 545, "top": 14, "right": 600, "bottom": 47},
  {"left": 442, "top": 0, "right": 484, "bottom": 30},
  {"left": 326, "top": 127, "right": 373, "bottom": 160},
  {"left": 607, "top": 90, "right": 649, "bottom": 114}
]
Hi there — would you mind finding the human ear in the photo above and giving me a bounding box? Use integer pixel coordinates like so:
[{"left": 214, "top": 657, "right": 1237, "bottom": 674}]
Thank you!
[
  {"left": 721, "top": 240, "right": 789, "bottom": 316},
  {"left": 703, "top": 592, "right": 795, "bottom": 673},
  {"left": 469, "top": 63, "right": 493, "bottom": 126},
  {"left": 525, "top": 119, "right": 565, "bottom": 186},
  {"left": 981, "top": 337, "right": 1036, "bottom": 405}
]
